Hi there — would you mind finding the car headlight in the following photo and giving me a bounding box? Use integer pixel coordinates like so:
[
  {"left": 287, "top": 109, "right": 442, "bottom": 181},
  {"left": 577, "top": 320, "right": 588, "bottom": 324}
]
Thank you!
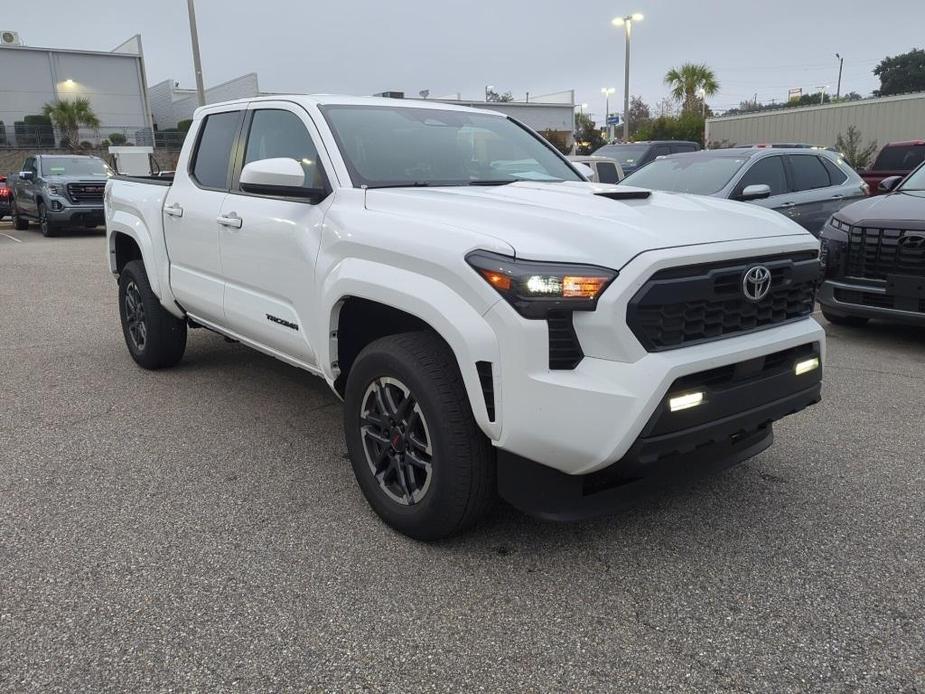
[
  {"left": 47, "top": 184, "right": 62, "bottom": 195},
  {"left": 829, "top": 216, "right": 851, "bottom": 232},
  {"left": 466, "top": 250, "right": 617, "bottom": 319}
]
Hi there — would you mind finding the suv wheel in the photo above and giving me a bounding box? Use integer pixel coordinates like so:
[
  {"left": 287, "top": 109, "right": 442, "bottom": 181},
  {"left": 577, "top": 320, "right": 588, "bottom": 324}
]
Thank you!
[
  {"left": 821, "top": 308, "right": 869, "bottom": 327},
  {"left": 12, "top": 201, "right": 29, "bottom": 230},
  {"left": 344, "top": 332, "right": 495, "bottom": 540},
  {"left": 118, "top": 260, "right": 187, "bottom": 369},
  {"left": 38, "top": 202, "right": 57, "bottom": 237}
]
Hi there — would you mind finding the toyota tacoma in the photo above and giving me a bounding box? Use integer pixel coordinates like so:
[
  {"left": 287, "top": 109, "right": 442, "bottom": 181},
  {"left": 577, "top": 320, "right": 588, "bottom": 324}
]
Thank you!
[{"left": 105, "top": 96, "right": 825, "bottom": 539}]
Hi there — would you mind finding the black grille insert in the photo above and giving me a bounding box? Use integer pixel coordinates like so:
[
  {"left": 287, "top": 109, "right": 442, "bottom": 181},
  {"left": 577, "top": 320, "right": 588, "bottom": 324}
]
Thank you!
[
  {"left": 628, "top": 252, "right": 819, "bottom": 352},
  {"left": 475, "top": 361, "right": 495, "bottom": 421},
  {"left": 547, "top": 311, "right": 583, "bottom": 369},
  {"left": 67, "top": 182, "right": 105, "bottom": 204},
  {"left": 846, "top": 227, "right": 925, "bottom": 280}
]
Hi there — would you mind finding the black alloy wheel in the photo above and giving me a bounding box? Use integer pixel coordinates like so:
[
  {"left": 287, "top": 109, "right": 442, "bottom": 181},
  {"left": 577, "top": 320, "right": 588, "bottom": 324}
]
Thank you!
[{"left": 123, "top": 280, "right": 147, "bottom": 351}]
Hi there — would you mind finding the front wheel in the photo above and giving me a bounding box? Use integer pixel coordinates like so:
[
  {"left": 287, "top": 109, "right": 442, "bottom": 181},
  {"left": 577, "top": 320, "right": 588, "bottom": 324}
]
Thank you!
[
  {"left": 38, "top": 202, "right": 57, "bottom": 237},
  {"left": 12, "top": 201, "right": 29, "bottom": 230},
  {"left": 118, "top": 260, "right": 187, "bottom": 369},
  {"left": 344, "top": 332, "right": 495, "bottom": 540}
]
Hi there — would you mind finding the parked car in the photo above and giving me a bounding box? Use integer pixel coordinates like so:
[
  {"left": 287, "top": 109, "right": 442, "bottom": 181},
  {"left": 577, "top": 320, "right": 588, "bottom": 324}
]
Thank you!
[
  {"left": 567, "top": 155, "right": 624, "bottom": 183},
  {"left": 619, "top": 147, "right": 867, "bottom": 235},
  {"left": 860, "top": 140, "right": 925, "bottom": 194},
  {"left": 0, "top": 175, "right": 10, "bottom": 221},
  {"left": 593, "top": 140, "right": 700, "bottom": 176},
  {"left": 11, "top": 154, "right": 111, "bottom": 236},
  {"left": 817, "top": 161, "right": 925, "bottom": 327},
  {"left": 105, "top": 95, "right": 824, "bottom": 539}
]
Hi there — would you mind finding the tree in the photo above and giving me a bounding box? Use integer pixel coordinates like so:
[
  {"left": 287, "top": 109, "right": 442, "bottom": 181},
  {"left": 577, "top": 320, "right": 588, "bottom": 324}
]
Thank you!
[
  {"left": 540, "top": 129, "right": 570, "bottom": 155},
  {"left": 627, "top": 96, "right": 651, "bottom": 137},
  {"left": 873, "top": 48, "right": 925, "bottom": 97},
  {"left": 42, "top": 98, "right": 100, "bottom": 150},
  {"left": 664, "top": 63, "right": 719, "bottom": 113},
  {"left": 634, "top": 112, "right": 706, "bottom": 146},
  {"left": 835, "top": 126, "right": 878, "bottom": 171},
  {"left": 574, "top": 112, "right": 604, "bottom": 154},
  {"left": 485, "top": 88, "right": 514, "bottom": 103}
]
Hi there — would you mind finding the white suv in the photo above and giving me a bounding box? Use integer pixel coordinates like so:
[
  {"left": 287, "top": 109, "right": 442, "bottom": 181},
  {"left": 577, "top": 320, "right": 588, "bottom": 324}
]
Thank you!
[{"left": 105, "top": 95, "right": 825, "bottom": 539}]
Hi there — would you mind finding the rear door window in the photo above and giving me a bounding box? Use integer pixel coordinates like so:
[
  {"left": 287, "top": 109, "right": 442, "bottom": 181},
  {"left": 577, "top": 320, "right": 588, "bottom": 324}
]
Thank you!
[
  {"left": 788, "top": 154, "right": 831, "bottom": 191},
  {"left": 873, "top": 145, "right": 925, "bottom": 172},
  {"left": 651, "top": 145, "right": 671, "bottom": 159},
  {"left": 735, "top": 156, "right": 788, "bottom": 196},
  {"left": 820, "top": 156, "right": 848, "bottom": 185},
  {"left": 595, "top": 162, "right": 621, "bottom": 184},
  {"left": 670, "top": 143, "right": 697, "bottom": 154},
  {"left": 191, "top": 111, "right": 242, "bottom": 189}
]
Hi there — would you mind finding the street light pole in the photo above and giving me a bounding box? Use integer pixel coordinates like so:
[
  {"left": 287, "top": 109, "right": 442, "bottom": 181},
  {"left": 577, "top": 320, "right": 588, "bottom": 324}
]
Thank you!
[
  {"left": 612, "top": 13, "right": 644, "bottom": 141},
  {"left": 601, "top": 87, "right": 615, "bottom": 141},
  {"left": 835, "top": 53, "right": 844, "bottom": 100},
  {"left": 186, "top": 0, "right": 206, "bottom": 107}
]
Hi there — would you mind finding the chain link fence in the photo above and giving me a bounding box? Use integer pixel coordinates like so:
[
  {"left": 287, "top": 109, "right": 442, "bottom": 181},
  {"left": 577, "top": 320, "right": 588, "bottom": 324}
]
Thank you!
[{"left": 0, "top": 124, "right": 188, "bottom": 150}]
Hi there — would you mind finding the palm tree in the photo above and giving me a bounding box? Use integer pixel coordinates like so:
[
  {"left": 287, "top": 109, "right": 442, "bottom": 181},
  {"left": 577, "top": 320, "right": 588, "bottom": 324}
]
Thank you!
[
  {"left": 664, "top": 64, "right": 719, "bottom": 114},
  {"left": 42, "top": 98, "right": 100, "bottom": 149}
]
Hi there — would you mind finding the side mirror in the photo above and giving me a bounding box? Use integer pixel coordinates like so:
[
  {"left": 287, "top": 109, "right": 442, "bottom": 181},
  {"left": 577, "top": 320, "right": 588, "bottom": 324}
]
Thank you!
[
  {"left": 239, "top": 157, "right": 323, "bottom": 199},
  {"left": 738, "top": 183, "right": 771, "bottom": 201},
  {"left": 878, "top": 175, "right": 902, "bottom": 193},
  {"left": 19, "top": 170, "right": 34, "bottom": 181},
  {"left": 572, "top": 162, "right": 594, "bottom": 180}
]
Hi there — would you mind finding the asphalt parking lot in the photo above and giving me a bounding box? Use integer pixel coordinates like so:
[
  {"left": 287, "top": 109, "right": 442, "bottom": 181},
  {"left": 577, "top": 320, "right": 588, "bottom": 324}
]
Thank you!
[{"left": 1, "top": 223, "right": 923, "bottom": 693}]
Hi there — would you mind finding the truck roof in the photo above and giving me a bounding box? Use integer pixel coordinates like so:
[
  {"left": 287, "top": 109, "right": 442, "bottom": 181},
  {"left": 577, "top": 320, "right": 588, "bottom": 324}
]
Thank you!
[{"left": 193, "top": 94, "right": 506, "bottom": 120}]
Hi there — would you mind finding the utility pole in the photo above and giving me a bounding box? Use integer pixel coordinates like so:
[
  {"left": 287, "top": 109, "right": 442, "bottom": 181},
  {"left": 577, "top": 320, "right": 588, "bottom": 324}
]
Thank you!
[
  {"left": 835, "top": 53, "right": 844, "bottom": 100},
  {"left": 612, "top": 14, "right": 643, "bottom": 141},
  {"left": 187, "top": 0, "right": 206, "bottom": 106}
]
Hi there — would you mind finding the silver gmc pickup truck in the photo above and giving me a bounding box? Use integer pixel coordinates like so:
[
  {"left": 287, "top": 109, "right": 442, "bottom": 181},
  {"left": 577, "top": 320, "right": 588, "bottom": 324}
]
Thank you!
[{"left": 11, "top": 154, "right": 110, "bottom": 236}]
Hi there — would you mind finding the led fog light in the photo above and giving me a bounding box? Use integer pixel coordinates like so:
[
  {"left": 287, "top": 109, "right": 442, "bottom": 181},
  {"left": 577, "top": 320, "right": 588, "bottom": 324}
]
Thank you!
[
  {"left": 794, "top": 357, "right": 820, "bottom": 376},
  {"left": 669, "top": 391, "right": 704, "bottom": 412}
]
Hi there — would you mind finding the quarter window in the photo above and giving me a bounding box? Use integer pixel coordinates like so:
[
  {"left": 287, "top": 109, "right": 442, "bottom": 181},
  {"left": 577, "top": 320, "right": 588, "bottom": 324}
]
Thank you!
[
  {"left": 789, "top": 155, "right": 831, "bottom": 191},
  {"left": 736, "top": 156, "right": 788, "bottom": 196},
  {"left": 191, "top": 111, "right": 241, "bottom": 189},
  {"left": 243, "top": 109, "right": 326, "bottom": 190},
  {"left": 596, "top": 162, "right": 621, "bottom": 184},
  {"left": 820, "top": 156, "right": 848, "bottom": 185}
]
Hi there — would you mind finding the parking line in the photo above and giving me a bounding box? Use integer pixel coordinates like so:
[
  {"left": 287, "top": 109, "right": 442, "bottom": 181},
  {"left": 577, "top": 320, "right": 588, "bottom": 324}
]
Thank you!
[{"left": 0, "top": 233, "right": 22, "bottom": 243}]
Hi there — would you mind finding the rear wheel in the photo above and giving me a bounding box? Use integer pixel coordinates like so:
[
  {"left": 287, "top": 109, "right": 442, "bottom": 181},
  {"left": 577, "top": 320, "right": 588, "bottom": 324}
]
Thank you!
[
  {"left": 38, "top": 202, "right": 57, "bottom": 237},
  {"left": 344, "top": 331, "right": 495, "bottom": 540},
  {"left": 822, "top": 307, "right": 869, "bottom": 327},
  {"left": 12, "top": 201, "right": 29, "bottom": 230},
  {"left": 118, "top": 260, "right": 187, "bottom": 369}
]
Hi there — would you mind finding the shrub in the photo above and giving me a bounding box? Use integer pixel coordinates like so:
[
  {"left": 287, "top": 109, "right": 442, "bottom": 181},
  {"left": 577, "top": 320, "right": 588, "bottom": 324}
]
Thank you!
[
  {"left": 109, "top": 132, "right": 128, "bottom": 145},
  {"left": 177, "top": 119, "right": 193, "bottom": 133}
]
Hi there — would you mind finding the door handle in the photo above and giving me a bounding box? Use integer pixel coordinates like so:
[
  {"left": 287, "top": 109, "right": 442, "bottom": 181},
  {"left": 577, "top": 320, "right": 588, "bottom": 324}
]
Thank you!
[
  {"left": 164, "top": 203, "right": 183, "bottom": 217},
  {"left": 216, "top": 212, "right": 243, "bottom": 229},
  {"left": 779, "top": 201, "right": 796, "bottom": 208},
  {"left": 830, "top": 194, "right": 843, "bottom": 199}
]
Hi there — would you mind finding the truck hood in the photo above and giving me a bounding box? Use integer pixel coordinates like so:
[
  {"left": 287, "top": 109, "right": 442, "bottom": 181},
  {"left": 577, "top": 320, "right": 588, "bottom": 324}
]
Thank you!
[
  {"left": 835, "top": 190, "right": 925, "bottom": 230},
  {"left": 365, "top": 181, "right": 810, "bottom": 269}
]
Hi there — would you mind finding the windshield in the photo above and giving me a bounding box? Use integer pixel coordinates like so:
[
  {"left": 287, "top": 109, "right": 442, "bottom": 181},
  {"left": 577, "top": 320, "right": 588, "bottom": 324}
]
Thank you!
[
  {"left": 42, "top": 157, "right": 111, "bottom": 177},
  {"left": 899, "top": 163, "right": 925, "bottom": 191},
  {"left": 319, "top": 105, "right": 582, "bottom": 188},
  {"left": 594, "top": 144, "right": 650, "bottom": 168},
  {"left": 620, "top": 155, "right": 748, "bottom": 195}
]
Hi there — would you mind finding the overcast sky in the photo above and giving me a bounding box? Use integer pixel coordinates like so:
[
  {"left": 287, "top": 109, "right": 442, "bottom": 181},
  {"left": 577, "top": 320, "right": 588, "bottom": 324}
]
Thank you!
[{"left": 17, "top": 0, "right": 925, "bottom": 121}]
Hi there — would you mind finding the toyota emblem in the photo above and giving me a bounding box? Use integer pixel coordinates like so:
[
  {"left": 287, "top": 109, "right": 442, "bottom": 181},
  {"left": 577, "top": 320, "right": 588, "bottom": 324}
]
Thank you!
[{"left": 742, "top": 265, "right": 772, "bottom": 302}]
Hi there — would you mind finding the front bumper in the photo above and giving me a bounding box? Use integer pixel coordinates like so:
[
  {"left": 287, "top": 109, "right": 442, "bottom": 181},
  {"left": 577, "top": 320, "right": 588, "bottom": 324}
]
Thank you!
[
  {"left": 818, "top": 279, "right": 925, "bottom": 326},
  {"left": 47, "top": 202, "right": 105, "bottom": 227},
  {"left": 499, "top": 342, "right": 822, "bottom": 520}
]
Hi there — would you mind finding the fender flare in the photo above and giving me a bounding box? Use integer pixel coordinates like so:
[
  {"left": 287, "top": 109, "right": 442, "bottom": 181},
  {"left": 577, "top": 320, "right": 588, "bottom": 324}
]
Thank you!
[{"left": 320, "top": 258, "right": 502, "bottom": 440}]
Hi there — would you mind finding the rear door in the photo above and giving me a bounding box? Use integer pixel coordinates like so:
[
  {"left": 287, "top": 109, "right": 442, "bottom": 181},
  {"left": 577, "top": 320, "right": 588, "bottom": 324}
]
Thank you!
[
  {"left": 163, "top": 107, "right": 244, "bottom": 323},
  {"left": 217, "top": 101, "right": 334, "bottom": 365},
  {"left": 784, "top": 154, "right": 842, "bottom": 233},
  {"left": 818, "top": 155, "right": 864, "bottom": 217}
]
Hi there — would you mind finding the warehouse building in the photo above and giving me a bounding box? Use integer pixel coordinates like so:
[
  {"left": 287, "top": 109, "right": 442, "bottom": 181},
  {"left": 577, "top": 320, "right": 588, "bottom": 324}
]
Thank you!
[
  {"left": 0, "top": 35, "right": 153, "bottom": 147},
  {"left": 706, "top": 92, "right": 925, "bottom": 149}
]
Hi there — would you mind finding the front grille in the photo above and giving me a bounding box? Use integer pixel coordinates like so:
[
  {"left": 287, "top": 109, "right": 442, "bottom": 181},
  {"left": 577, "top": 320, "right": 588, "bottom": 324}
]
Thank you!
[
  {"left": 846, "top": 227, "right": 925, "bottom": 279},
  {"left": 834, "top": 288, "right": 925, "bottom": 313},
  {"left": 628, "top": 252, "right": 819, "bottom": 352},
  {"left": 547, "top": 311, "right": 583, "bottom": 369},
  {"left": 66, "top": 182, "right": 105, "bottom": 204}
]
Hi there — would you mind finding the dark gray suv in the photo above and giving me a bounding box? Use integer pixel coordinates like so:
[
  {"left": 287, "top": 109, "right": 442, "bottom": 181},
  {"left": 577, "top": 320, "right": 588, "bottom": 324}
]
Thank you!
[
  {"left": 619, "top": 147, "right": 867, "bottom": 235},
  {"left": 11, "top": 154, "right": 111, "bottom": 237}
]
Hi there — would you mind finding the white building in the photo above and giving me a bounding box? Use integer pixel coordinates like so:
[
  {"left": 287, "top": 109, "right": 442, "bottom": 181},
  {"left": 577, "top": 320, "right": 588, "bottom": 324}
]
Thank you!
[
  {"left": 149, "top": 73, "right": 281, "bottom": 130},
  {"left": 0, "top": 35, "right": 152, "bottom": 146}
]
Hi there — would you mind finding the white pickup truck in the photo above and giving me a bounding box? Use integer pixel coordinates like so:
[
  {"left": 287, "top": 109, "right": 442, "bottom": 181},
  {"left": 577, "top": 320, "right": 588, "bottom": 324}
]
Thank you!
[{"left": 105, "top": 95, "right": 825, "bottom": 539}]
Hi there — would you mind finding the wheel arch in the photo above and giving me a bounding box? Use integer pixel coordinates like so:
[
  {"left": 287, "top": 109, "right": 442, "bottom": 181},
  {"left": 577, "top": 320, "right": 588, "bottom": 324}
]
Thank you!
[{"left": 323, "top": 260, "right": 502, "bottom": 440}]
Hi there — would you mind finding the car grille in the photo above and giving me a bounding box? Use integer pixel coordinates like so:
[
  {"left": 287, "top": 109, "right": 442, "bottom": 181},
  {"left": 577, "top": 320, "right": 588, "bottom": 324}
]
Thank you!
[
  {"left": 67, "top": 182, "right": 105, "bottom": 204},
  {"left": 846, "top": 227, "right": 925, "bottom": 279},
  {"left": 627, "top": 252, "right": 820, "bottom": 352}
]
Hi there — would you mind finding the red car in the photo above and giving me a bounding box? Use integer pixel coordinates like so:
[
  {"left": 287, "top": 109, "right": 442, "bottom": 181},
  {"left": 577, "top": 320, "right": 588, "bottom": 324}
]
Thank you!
[
  {"left": 0, "top": 175, "right": 11, "bottom": 221},
  {"left": 861, "top": 140, "right": 925, "bottom": 194}
]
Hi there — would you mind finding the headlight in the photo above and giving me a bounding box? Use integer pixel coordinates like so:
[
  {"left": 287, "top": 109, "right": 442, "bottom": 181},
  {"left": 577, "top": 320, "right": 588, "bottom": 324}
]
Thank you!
[
  {"left": 466, "top": 250, "right": 617, "bottom": 318},
  {"left": 47, "top": 184, "right": 62, "bottom": 195},
  {"left": 829, "top": 216, "right": 851, "bottom": 232}
]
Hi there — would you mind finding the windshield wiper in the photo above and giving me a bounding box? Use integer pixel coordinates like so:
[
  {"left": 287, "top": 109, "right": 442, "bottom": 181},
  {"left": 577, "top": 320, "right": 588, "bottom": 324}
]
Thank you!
[{"left": 468, "top": 180, "right": 518, "bottom": 186}]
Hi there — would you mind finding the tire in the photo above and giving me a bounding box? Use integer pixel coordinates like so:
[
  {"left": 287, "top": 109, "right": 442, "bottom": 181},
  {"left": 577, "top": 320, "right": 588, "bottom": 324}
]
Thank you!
[
  {"left": 38, "top": 202, "right": 57, "bottom": 237},
  {"left": 12, "top": 201, "right": 29, "bottom": 231},
  {"left": 821, "top": 307, "right": 869, "bottom": 327},
  {"left": 118, "top": 260, "right": 187, "bottom": 369},
  {"left": 344, "top": 331, "right": 495, "bottom": 541}
]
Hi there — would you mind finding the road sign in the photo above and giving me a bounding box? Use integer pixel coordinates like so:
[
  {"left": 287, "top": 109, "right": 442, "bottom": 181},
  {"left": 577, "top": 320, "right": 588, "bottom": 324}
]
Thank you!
[{"left": 606, "top": 114, "right": 623, "bottom": 126}]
